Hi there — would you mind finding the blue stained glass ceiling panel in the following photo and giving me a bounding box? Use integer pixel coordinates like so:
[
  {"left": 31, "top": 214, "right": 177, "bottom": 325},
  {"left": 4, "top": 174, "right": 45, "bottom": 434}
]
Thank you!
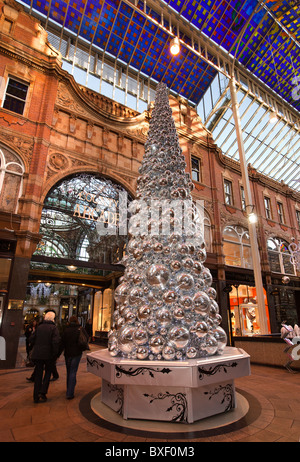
[
  {"left": 18, "top": 0, "right": 218, "bottom": 104},
  {"left": 162, "top": 0, "right": 300, "bottom": 112},
  {"left": 18, "top": 0, "right": 300, "bottom": 112}
]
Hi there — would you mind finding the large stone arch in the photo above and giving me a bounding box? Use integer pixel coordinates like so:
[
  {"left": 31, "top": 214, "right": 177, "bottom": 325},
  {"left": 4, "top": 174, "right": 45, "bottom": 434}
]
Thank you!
[
  {"left": 42, "top": 165, "right": 136, "bottom": 205},
  {"left": 35, "top": 170, "right": 133, "bottom": 265}
]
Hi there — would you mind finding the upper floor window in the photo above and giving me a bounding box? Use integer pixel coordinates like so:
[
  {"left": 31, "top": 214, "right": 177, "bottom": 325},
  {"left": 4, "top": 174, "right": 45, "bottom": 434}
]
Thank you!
[
  {"left": 224, "top": 179, "right": 233, "bottom": 206},
  {"left": 267, "top": 237, "right": 296, "bottom": 275},
  {"left": 223, "top": 225, "right": 253, "bottom": 269},
  {"left": 240, "top": 186, "right": 246, "bottom": 211},
  {"left": 277, "top": 202, "right": 285, "bottom": 224},
  {"left": 264, "top": 196, "right": 272, "bottom": 220},
  {"left": 296, "top": 210, "right": 300, "bottom": 229},
  {"left": 0, "top": 147, "right": 24, "bottom": 213},
  {"left": 203, "top": 210, "right": 213, "bottom": 253},
  {"left": 191, "top": 156, "right": 201, "bottom": 183},
  {"left": 2, "top": 78, "right": 29, "bottom": 115},
  {"left": 2, "top": 19, "right": 13, "bottom": 35}
]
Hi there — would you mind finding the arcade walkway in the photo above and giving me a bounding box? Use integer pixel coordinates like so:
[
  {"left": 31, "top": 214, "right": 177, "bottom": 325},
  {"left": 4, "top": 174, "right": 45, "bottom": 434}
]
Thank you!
[{"left": 0, "top": 343, "right": 299, "bottom": 443}]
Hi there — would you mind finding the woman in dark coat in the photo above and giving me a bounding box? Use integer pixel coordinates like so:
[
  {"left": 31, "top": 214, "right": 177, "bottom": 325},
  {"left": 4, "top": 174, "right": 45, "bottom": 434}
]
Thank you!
[{"left": 61, "top": 316, "right": 88, "bottom": 399}]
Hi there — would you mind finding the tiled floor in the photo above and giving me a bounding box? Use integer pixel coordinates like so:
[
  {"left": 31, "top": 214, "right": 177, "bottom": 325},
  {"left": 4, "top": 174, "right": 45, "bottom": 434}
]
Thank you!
[{"left": 0, "top": 343, "right": 299, "bottom": 443}]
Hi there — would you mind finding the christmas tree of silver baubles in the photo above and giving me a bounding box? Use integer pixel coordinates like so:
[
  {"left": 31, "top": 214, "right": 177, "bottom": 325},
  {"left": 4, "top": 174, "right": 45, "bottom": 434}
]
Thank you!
[{"left": 108, "top": 82, "right": 227, "bottom": 361}]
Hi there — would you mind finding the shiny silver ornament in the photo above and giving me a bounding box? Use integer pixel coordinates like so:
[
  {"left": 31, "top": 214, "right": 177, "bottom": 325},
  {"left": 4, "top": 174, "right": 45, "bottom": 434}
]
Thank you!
[
  {"left": 136, "top": 345, "right": 149, "bottom": 360},
  {"left": 134, "top": 327, "right": 148, "bottom": 345},
  {"left": 118, "top": 326, "right": 136, "bottom": 354},
  {"left": 156, "top": 307, "right": 172, "bottom": 327},
  {"left": 169, "top": 326, "right": 190, "bottom": 349},
  {"left": 138, "top": 305, "right": 151, "bottom": 321},
  {"left": 114, "top": 282, "right": 130, "bottom": 305},
  {"left": 146, "top": 264, "right": 170, "bottom": 288},
  {"left": 162, "top": 344, "right": 176, "bottom": 360},
  {"left": 212, "top": 326, "right": 227, "bottom": 354},
  {"left": 177, "top": 273, "right": 194, "bottom": 290},
  {"left": 193, "top": 291, "right": 211, "bottom": 314},
  {"left": 149, "top": 335, "right": 164, "bottom": 354}
]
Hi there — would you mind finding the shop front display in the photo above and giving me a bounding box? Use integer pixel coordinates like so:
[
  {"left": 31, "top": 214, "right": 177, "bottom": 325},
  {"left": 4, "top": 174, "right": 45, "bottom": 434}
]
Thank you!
[{"left": 229, "top": 284, "right": 270, "bottom": 337}]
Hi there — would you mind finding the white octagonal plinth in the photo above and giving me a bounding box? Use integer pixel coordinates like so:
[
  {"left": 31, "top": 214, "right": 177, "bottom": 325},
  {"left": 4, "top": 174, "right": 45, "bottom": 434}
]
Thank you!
[{"left": 87, "top": 347, "right": 250, "bottom": 424}]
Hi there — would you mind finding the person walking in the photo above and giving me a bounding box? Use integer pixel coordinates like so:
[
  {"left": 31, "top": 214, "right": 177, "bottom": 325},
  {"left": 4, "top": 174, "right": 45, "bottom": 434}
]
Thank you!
[
  {"left": 85, "top": 318, "right": 93, "bottom": 343},
  {"left": 29, "top": 311, "right": 61, "bottom": 403},
  {"left": 25, "top": 319, "right": 37, "bottom": 365},
  {"left": 61, "top": 316, "right": 89, "bottom": 400}
]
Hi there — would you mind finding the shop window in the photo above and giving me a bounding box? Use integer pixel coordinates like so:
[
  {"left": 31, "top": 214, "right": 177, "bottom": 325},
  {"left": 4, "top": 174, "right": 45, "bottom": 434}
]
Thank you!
[
  {"left": 0, "top": 147, "right": 24, "bottom": 213},
  {"left": 2, "top": 78, "right": 29, "bottom": 115},
  {"left": 0, "top": 258, "right": 11, "bottom": 327},
  {"left": 229, "top": 284, "right": 269, "bottom": 336},
  {"left": 223, "top": 225, "right": 253, "bottom": 269},
  {"left": 267, "top": 237, "right": 296, "bottom": 275},
  {"left": 93, "top": 288, "right": 113, "bottom": 335},
  {"left": 264, "top": 196, "right": 272, "bottom": 220},
  {"left": 272, "top": 288, "right": 299, "bottom": 332},
  {"left": 277, "top": 202, "right": 285, "bottom": 224},
  {"left": 191, "top": 156, "right": 201, "bottom": 182},
  {"left": 224, "top": 179, "right": 233, "bottom": 206}
]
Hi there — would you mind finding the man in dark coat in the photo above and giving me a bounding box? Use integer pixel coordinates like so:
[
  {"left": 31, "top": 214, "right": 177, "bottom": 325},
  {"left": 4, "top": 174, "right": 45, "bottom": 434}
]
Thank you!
[{"left": 29, "top": 311, "right": 61, "bottom": 403}]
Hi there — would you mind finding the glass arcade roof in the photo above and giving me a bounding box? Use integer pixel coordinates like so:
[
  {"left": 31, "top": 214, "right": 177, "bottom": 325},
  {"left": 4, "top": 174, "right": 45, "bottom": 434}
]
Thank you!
[{"left": 17, "top": 0, "right": 300, "bottom": 191}]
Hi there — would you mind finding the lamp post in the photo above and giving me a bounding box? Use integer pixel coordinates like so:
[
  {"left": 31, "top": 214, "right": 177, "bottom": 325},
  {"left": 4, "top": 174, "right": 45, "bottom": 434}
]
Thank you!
[{"left": 229, "top": 78, "right": 269, "bottom": 335}]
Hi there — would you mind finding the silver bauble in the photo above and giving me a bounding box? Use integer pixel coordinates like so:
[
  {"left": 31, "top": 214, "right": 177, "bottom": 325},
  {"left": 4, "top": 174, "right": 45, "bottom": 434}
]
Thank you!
[
  {"left": 118, "top": 326, "right": 136, "bottom": 354},
  {"left": 207, "top": 287, "right": 217, "bottom": 300},
  {"left": 162, "top": 344, "right": 176, "bottom": 360},
  {"left": 114, "top": 282, "right": 130, "bottom": 305},
  {"left": 195, "top": 321, "right": 208, "bottom": 338},
  {"left": 134, "top": 327, "right": 148, "bottom": 345},
  {"left": 179, "top": 295, "right": 193, "bottom": 310},
  {"left": 136, "top": 345, "right": 149, "bottom": 360},
  {"left": 169, "top": 326, "right": 190, "bottom": 349},
  {"left": 129, "top": 287, "right": 144, "bottom": 306},
  {"left": 108, "top": 344, "right": 119, "bottom": 356},
  {"left": 138, "top": 305, "right": 151, "bottom": 321},
  {"left": 170, "top": 260, "right": 182, "bottom": 271},
  {"left": 147, "top": 320, "right": 158, "bottom": 334},
  {"left": 212, "top": 326, "right": 227, "bottom": 354},
  {"left": 156, "top": 307, "right": 172, "bottom": 327},
  {"left": 149, "top": 335, "right": 164, "bottom": 354},
  {"left": 202, "top": 334, "right": 218, "bottom": 356},
  {"left": 163, "top": 290, "right": 177, "bottom": 304},
  {"left": 146, "top": 264, "right": 170, "bottom": 288},
  {"left": 186, "top": 346, "right": 197, "bottom": 359},
  {"left": 193, "top": 291, "right": 211, "bottom": 314},
  {"left": 173, "top": 306, "right": 185, "bottom": 320},
  {"left": 177, "top": 273, "right": 194, "bottom": 290}
]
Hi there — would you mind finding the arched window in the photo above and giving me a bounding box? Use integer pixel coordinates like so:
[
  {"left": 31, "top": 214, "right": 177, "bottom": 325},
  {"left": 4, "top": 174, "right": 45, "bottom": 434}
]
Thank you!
[
  {"left": 35, "top": 237, "right": 69, "bottom": 258},
  {"left": 0, "top": 147, "right": 24, "bottom": 213},
  {"left": 34, "top": 173, "right": 131, "bottom": 264},
  {"left": 267, "top": 237, "right": 296, "bottom": 275},
  {"left": 223, "top": 225, "right": 253, "bottom": 269}
]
